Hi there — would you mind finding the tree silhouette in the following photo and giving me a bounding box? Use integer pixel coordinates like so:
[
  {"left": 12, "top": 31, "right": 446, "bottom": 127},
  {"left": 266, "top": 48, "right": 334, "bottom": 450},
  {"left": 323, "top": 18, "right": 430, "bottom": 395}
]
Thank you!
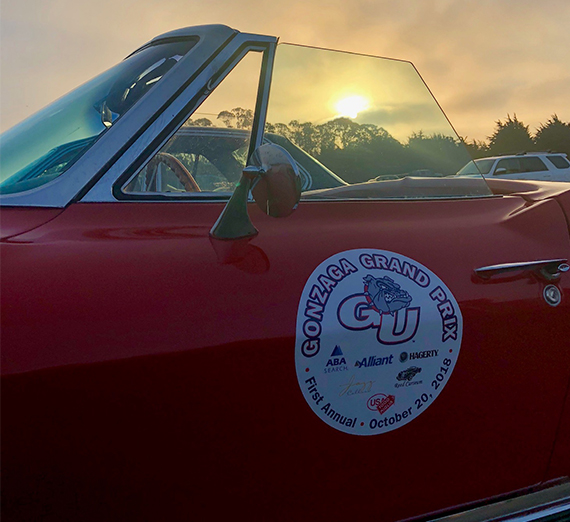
[
  {"left": 232, "top": 108, "right": 254, "bottom": 129},
  {"left": 488, "top": 114, "right": 534, "bottom": 155},
  {"left": 189, "top": 118, "right": 213, "bottom": 127},
  {"left": 217, "top": 110, "right": 236, "bottom": 128},
  {"left": 215, "top": 107, "right": 253, "bottom": 129},
  {"left": 180, "top": 107, "right": 568, "bottom": 184},
  {"left": 407, "top": 132, "right": 470, "bottom": 175},
  {"left": 534, "top": 115, "right": 570, "bottom": 155},
  {"left": 268, "top": 117, "right": 469, "bottom": 182},
  {"left": 461, "top": 137, "right": 489, "bottom": 159}
]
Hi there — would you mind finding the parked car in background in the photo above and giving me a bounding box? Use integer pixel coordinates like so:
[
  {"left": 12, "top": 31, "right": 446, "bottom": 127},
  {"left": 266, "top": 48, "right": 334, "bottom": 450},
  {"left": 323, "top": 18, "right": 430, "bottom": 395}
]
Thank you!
[
  {"left": 457, "top": 152, "right": 570, "bottom": 182},
  {"left": 2, "top": 24, "right": 570, "bottom": 522}
]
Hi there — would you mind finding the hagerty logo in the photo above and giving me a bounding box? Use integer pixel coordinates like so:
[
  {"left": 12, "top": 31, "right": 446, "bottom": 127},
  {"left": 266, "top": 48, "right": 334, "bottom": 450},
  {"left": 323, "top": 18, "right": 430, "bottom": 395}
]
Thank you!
[{"left": 400, "top": 350, "right": 439, "bottom": 363}]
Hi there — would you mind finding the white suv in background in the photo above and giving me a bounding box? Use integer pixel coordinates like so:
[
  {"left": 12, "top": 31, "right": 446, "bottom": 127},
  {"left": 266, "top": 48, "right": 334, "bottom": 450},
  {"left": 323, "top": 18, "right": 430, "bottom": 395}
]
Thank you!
[{"left": 457, "top": 152, "right": 570, "bottom": 182}]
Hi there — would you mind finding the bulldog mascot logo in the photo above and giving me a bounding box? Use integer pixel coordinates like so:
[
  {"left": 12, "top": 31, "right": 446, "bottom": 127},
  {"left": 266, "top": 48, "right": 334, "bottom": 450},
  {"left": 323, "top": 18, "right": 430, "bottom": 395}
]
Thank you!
[{"left": 363, "top": 274, "right": 412, "bottom": 315}]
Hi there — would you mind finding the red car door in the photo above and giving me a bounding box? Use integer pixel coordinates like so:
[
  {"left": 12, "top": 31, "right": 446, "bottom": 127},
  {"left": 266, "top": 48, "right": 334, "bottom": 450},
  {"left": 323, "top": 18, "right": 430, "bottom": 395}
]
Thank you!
[{"left": 3, "top": 190, "right": 569, "bottom": 521}]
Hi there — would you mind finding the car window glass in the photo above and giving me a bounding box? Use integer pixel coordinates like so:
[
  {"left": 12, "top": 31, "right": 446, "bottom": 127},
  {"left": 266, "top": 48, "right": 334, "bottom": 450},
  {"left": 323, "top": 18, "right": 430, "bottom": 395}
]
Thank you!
[
  {"left": 547, "top": 155, "right": 570, "bottom": 169},
  {"left": 457, "top": 159, "right": 495, "bottom": 176},
  {"left": 265, "top": 43, "right": 492, "bottom": 200},
  {"left": 495, "top": 158, "right": 520, "bottom": 174},
  {"left": 473, "top": 159, "right": 496, "bottom": 175},
  {"left": 0, "top": 40, "right": 197, "bottom": 195},
  {"left": 123, "top": 51, "right": 263, "bottom": 196},
  {"left": 519, "top": 157, "right": 548, "bottom": 172}
]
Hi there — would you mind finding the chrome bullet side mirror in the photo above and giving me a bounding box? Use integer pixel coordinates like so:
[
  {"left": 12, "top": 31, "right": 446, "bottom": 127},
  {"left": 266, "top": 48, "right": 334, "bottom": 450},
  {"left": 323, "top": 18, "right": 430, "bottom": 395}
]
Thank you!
[{"left": 210, "top": 144, "right": 301, "bottom": 240}]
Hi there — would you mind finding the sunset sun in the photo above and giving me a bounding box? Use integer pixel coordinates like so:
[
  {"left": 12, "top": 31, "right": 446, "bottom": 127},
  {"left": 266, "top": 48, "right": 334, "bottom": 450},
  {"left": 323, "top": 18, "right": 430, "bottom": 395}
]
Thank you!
[{"left": 335, "top": 95, "right": 369, "bottom": 118}]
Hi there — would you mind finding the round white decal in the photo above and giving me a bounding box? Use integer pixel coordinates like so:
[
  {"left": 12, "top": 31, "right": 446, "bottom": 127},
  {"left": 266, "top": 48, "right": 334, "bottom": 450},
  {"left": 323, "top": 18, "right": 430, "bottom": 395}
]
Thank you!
[{"left": 295, "top": 249, "right": 462, "bottom": 435}]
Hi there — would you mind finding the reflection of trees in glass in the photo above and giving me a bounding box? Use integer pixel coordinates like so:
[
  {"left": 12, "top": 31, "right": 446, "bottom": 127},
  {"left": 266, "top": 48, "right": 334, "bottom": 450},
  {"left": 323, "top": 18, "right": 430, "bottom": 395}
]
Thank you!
[
  {"left": 182, "top": 108, "right": 569, "bottom": 183},
  {"left": 267, "top": 117, "right": 467, "bottom": 183},
  {"left": 182, "top": 108, "right": 471, "bottom": 182}
]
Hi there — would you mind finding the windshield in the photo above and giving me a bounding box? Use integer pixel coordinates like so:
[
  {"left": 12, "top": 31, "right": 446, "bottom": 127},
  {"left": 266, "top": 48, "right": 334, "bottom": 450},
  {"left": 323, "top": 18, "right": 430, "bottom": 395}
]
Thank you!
[
  {"left": 0, "top": 39, "right": 196, "bottom": 195},
  {"left": 457, "top": 159, "right": 495, "bottom": 176},
  {"left": 267, "top": 44, "right": 492, "bottom": 199}
]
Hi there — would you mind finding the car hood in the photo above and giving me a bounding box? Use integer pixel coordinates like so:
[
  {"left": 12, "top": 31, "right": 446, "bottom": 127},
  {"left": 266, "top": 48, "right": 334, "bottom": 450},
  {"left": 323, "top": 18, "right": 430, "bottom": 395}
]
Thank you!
[{"left": 485, "top": 178, "right": 570, "bottom": 237}]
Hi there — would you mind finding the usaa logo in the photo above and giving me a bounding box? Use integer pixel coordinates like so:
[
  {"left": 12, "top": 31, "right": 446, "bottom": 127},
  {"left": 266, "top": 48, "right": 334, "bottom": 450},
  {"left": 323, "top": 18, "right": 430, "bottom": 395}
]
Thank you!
[{"left": 324, "top": 345, "right": 348, "bottom": 374}]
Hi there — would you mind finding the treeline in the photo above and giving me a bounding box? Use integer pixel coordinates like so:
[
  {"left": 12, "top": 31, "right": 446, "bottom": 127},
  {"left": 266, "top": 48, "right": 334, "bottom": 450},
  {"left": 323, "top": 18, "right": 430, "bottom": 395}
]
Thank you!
[
  {"left": 464, "top": 114, "right": 570, "bottom": 159},
  {"left": 187, "top": 110, "right": 570, "bottom": 184}
]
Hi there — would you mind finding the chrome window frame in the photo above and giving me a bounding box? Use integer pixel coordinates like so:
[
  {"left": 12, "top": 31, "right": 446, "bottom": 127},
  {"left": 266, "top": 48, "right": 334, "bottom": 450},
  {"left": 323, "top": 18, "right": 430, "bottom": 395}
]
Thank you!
[
  {"left": 0, "top": 25, "right": 275, "bottom": 208},
  {"left": 82, "top": 33, "right": 276, "bottom": 203}
]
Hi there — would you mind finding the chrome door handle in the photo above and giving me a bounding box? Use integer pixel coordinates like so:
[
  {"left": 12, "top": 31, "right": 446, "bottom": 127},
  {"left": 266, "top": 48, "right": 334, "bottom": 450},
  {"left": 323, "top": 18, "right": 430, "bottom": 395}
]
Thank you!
[{"left": 475, "top": 258, "right": 570, "bottom": 281}]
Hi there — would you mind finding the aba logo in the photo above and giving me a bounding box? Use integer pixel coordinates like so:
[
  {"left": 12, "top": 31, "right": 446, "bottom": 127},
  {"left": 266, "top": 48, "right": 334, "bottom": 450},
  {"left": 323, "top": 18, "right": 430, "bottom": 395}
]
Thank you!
[
  {"left": 396, "top": 366, "right": 422, "bottom": 382},
  {"left": 363, "top": 275, "right": 412, "bottom": 315},
  {"left": 324, "top": 345, "right": 348, "bottom": 374},
  {"left": 337, "top": 275, "right": 420, "bottom": 345}
]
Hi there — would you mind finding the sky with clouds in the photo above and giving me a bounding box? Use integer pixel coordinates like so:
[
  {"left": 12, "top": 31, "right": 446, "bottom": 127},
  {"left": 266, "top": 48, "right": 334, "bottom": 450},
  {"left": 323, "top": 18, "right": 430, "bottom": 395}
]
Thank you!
[{"left": 1, "top": 0, "right": 569, "bottom": 141}]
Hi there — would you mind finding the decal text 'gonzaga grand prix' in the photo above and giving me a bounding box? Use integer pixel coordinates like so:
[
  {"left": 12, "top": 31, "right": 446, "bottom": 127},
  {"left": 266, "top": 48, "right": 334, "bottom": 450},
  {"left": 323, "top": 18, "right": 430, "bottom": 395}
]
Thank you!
[{"left": 295, "top": 249, "right": 463, "bottom": 435}]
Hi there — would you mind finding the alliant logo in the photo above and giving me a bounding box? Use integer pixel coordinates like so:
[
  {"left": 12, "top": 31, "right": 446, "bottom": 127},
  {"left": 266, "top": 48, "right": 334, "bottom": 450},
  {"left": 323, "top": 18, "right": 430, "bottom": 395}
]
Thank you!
[
  {"left": 396, "top": 366, "right": 422, "bottom": 382},
  {"left": 337, "top": 275, "right": 421, "bottom": 345},
  {"left": 367, "top": 393, "right": 396, "bottom": 415},
  {"left": 355, "top": 354, "right": 393, "bottom": 368},
  {"left": 324, "top": 345, "right": 348, "bottom": 373}
]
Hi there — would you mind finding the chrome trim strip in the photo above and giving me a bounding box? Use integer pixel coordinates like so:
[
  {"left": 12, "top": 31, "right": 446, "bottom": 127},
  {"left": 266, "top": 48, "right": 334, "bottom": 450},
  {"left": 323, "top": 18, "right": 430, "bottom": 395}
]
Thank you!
[
  {"left": 427, "top": 482, "right": 570, "bottom": 522},
  {"left": 510, "top": 503, "right": 570, "bottom": 521}
]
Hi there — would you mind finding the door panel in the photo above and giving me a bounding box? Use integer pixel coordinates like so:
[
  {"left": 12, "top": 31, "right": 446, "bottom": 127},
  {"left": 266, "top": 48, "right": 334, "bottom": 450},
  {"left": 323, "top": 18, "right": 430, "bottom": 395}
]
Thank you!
[
  {"left": 2, "top": 195, "right": 570, "bottom": 521},
  {"left": 0, "top": 207, "right": 63, "bottom": 239},
  {"left": 546, "top": 387, "right": 570, "bottom": 482}
]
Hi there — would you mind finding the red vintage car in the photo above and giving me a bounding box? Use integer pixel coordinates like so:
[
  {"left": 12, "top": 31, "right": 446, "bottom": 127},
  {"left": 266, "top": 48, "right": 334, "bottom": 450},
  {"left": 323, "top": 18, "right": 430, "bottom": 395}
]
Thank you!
[{"left": 2, "top": 24, "right": 570, "bottom": 521}]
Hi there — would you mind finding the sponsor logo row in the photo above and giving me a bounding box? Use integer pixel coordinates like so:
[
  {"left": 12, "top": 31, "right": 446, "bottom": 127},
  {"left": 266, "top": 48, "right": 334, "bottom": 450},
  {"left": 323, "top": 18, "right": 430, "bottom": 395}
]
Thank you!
[{"left": 325, "top": 345, "right": 439, "bottom": 371}]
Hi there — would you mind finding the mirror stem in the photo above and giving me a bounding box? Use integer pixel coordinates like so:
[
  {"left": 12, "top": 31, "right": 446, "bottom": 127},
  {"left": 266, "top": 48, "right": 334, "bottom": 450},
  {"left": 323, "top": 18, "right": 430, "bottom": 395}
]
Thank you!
[{"left": 209, "top": 166, "right": 262, "bottom": 240}]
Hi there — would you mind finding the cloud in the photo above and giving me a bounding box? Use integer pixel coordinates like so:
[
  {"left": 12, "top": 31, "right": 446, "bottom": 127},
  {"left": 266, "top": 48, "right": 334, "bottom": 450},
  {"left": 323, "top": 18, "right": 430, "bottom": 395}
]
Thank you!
[{"left": 1, "top": 0, "right": 569, "bottom": 140}]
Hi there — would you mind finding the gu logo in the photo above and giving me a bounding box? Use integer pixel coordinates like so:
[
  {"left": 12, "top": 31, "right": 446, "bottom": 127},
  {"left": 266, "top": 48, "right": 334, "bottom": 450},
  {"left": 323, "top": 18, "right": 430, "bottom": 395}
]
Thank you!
[{"left": 337, "top": 275, "right": 420, "bottom": 345}]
